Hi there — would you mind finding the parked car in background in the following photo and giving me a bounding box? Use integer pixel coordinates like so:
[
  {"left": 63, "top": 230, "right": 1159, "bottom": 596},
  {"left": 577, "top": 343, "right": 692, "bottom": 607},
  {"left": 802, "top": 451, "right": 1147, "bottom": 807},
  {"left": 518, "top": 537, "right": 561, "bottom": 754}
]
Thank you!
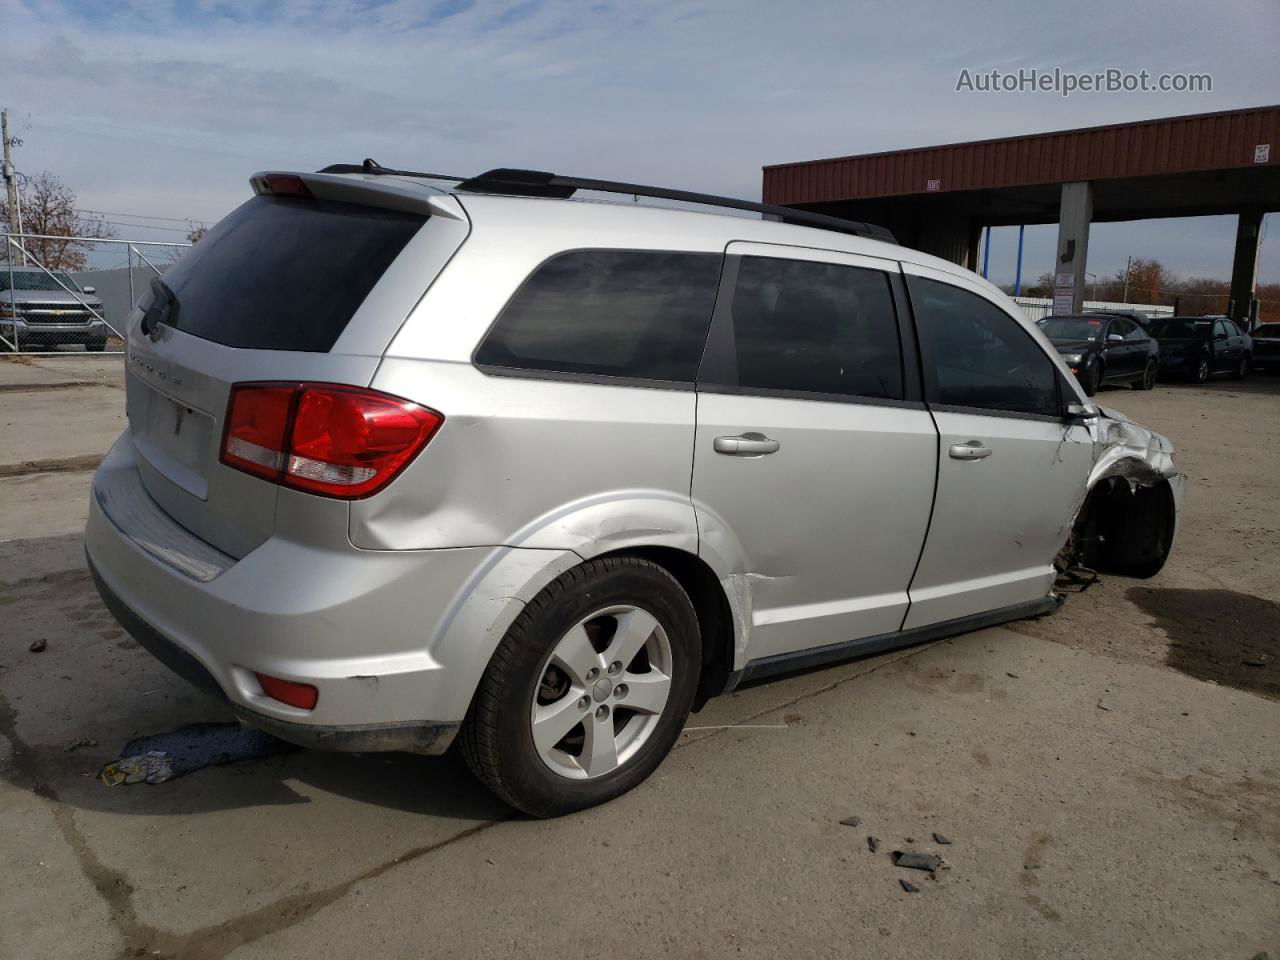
[
  {"left": 1147, "top": 316, "right": 1252, "bottom": 383},
  {"left": 1248, "top": 322, "right": 1280, "bottom": 372},
  {"left": 86, "top": 164, "right": 1183, "bottom": 816},
  {"left": 0, "top": 266, "right": 110, "bottom": 351},
  {"left": 1037, "top": 313, "right": 1160, "bottom": 395}
]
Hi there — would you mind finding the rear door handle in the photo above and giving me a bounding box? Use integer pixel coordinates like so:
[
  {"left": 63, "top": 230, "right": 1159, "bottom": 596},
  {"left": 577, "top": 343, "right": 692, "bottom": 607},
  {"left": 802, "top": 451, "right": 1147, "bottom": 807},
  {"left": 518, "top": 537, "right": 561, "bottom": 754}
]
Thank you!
[
  {"left": 714, "top": 433, "right": 780, "bottom": 456},
  {"left": 948, "top": 440, "right": 992, "bottom": 461}
]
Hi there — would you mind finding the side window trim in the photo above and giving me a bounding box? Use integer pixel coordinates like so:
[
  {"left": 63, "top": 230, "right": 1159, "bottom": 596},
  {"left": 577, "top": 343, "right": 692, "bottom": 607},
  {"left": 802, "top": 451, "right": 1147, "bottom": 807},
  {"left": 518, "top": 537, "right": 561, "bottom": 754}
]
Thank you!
[{"left": 695, "top": 249, "right": 923, "bottom": 406}]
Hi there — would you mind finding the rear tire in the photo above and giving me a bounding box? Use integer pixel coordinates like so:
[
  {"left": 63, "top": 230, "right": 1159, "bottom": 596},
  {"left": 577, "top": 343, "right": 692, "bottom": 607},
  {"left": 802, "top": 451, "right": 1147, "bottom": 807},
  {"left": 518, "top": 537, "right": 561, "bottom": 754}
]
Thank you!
[{"left": 460, "top": 556, "right": 701, "bottom": 817}]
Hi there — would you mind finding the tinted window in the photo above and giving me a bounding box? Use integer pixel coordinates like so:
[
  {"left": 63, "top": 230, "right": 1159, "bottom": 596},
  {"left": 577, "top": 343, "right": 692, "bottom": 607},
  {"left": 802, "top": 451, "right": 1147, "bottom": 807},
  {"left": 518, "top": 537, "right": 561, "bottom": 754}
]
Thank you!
[
  {"left": 1252, "top": 324, "right": 1280, "bottom": 337},
  {"left": 711, "top": 256, "right": 903, "bottom": 400},
  {"left": 1121, "top": 319, "right": 1147, "bottom": 341},
  {"left": 156, "top": 195, "right": 425, "bottom": 352},
  {"left": 475, "top": 250, "right": 722, "bottom": 382},
  {"left": 1215, "top": 320, "right": 1234, "bottom": 339},
  {"left": 1148, "top": 318, "right": 1211, "bottom": 338},
  {"left": 1107, "top": 317, "right": 1136, "bottom": 340},
  {"left": 910, "top": 277, "right": 1059, "bottom": 416}
]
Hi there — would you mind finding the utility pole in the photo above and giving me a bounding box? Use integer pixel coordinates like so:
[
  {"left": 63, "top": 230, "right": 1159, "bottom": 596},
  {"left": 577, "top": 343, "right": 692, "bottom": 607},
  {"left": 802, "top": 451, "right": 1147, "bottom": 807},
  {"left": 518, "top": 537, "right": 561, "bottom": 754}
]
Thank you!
[
  {"left": 1121, "top": 255, "right": 1132, "bottom": 304},
  {"left": 2, "top": 109, "right": 19, "bottom": 240}
]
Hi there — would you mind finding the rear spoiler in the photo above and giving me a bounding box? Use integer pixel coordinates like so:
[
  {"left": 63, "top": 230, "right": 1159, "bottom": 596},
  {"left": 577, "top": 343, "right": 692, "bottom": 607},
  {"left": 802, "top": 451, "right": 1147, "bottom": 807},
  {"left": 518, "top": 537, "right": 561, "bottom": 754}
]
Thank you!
[{"left": 249, "top": 171, "right": 467, "bottom": 221}]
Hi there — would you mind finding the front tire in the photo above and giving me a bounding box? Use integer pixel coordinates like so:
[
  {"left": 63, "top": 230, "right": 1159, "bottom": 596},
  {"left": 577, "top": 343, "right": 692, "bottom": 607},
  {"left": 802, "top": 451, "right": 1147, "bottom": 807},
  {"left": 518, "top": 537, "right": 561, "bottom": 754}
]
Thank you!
[
  {"left": 1192, "top": 355, "right": 1210, "bottom": 384},
  {"left": 1081, "top": 359, "right": 1101, "bottom": 396},
  {"left": 460, "top": 556, "right": 701, "bottom": 817},
  {"left": 1138, "top": 359, "right": 1157, "bottom": 390}
]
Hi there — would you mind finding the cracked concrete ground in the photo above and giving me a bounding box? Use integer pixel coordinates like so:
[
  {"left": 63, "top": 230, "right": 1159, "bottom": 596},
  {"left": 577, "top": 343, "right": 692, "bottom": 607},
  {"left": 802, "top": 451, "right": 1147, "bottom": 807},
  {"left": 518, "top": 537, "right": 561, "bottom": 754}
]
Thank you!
[{"left": 1, "top": 355, "right": 1277, "bottom": 960}]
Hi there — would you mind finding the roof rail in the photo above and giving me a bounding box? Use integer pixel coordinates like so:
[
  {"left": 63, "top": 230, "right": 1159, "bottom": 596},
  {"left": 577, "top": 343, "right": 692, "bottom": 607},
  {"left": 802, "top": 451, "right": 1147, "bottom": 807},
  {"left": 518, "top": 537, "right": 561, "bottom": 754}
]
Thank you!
[
  {"left": 456, "top": 168, "right": 896, "bottom": 242},
  {"left": 316, "top": 160, "right": 896, "bottom": 243}
]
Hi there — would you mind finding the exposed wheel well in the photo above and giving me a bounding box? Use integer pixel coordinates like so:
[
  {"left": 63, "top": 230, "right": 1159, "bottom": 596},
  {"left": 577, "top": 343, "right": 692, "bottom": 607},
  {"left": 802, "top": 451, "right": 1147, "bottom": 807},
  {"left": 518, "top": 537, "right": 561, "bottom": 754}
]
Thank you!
[
  {"left": 1071, "top": 475, "right": 1176, "bottom": 578},
  {"left": 596, "top": 546, "right": 734, "bottom": 711}
]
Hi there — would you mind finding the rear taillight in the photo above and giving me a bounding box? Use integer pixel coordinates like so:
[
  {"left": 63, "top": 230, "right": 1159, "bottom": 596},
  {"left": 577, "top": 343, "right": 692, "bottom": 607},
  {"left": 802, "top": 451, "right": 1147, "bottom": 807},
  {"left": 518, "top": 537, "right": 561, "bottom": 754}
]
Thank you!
[{"left": 221, "top": 383, "right": 442, "bottom": 499}]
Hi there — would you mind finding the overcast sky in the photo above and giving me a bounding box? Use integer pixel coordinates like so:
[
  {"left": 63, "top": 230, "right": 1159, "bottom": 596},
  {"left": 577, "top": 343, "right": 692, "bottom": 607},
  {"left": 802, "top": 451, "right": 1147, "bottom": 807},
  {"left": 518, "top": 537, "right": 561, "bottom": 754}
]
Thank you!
[{"left": 2, "top": 0, "right": 1277, "bottom": 292}]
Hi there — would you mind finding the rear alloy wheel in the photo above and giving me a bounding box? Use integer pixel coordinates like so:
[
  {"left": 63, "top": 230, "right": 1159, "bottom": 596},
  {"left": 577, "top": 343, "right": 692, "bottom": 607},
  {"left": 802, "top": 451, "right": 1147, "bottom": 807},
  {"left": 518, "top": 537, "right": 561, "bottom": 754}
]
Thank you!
[
  {"left": 1193, "top": 356, "right": 1210, "bottom": 384},
  {"left": 1230, "top": 356, "right": 1249, "bottom": 381},
  {"left": 460, "top": 556, "right": 700, "bottom": 817},
  {"left": 1138, "top": 359, "right": 1157, "bottom": 390}
]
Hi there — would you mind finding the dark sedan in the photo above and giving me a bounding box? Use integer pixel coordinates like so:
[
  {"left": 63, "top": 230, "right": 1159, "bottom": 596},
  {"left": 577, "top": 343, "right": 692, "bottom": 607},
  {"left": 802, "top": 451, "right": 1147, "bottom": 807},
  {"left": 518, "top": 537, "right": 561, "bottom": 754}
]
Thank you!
[
  {"left": 1147, "top": 316, "right": 1252, "bottom": 383},
  {"left": 1037, "top": 314, "right": 1160, "bottom": 395},
  {"left": 1249, "top": 322, "right": 1280, "bottom": 372}
]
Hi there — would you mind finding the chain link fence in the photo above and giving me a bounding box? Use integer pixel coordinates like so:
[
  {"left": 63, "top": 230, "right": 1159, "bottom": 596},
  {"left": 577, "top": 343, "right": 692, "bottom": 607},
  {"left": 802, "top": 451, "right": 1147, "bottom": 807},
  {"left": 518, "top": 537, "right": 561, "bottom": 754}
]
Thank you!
[{"left": 2, "top": 233, "right": 190, "bottom": 354}]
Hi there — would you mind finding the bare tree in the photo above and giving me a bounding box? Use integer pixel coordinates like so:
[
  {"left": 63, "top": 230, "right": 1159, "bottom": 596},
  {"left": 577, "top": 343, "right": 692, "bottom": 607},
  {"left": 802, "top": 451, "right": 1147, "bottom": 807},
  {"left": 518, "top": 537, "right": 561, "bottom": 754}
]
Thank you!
[
  {"left": 0, "top": 172, "right": 114, "bottom": 270},
  {"left": 185, "top": 221, "right": 209, "bottom": 244}
]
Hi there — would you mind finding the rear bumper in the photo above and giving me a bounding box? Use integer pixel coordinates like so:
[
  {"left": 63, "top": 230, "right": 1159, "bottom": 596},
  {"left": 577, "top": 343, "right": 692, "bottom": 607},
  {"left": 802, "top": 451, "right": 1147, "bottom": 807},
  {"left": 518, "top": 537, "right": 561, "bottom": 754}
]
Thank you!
[
  {"left": 88, "top": 557, "right": 459, "bottom": 753},
  {"left": 85, "top": 433, "right": 575, "bottom": 754}
]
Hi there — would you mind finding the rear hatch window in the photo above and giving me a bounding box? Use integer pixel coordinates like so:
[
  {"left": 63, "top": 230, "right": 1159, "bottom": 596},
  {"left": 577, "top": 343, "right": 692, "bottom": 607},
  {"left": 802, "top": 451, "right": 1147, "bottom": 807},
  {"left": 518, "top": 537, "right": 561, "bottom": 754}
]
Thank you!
[{"left": 156, "top": 194, "right": 425, "bottom": 352}]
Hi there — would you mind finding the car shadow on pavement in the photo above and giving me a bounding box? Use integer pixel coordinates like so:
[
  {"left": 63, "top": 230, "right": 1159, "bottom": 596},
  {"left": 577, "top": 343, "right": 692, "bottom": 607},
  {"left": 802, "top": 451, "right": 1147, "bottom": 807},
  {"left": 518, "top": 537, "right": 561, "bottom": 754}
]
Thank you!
[{"left": 0, "top": 532, "right": 511, "bottom": 822}]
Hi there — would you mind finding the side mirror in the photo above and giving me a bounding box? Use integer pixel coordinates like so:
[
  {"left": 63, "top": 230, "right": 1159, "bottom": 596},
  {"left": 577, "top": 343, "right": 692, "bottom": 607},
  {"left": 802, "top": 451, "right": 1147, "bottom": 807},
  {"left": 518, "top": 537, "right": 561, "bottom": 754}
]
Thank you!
[
  {"left": 1107, "top": 333, "right": 1124, "bottom": 342},
  {"left": 82, "top": 286, "right": 96, "bottom": 295},
  {"left": 1065, "top": 401, "right": 1098, "bottom": 421}
]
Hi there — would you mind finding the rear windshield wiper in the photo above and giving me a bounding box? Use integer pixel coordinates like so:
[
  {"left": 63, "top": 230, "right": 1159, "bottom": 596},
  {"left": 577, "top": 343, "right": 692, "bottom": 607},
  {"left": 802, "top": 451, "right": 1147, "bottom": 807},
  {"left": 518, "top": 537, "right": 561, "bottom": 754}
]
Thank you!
[{"left": 140, "top": 276, "right": 180, "bottom": 337}]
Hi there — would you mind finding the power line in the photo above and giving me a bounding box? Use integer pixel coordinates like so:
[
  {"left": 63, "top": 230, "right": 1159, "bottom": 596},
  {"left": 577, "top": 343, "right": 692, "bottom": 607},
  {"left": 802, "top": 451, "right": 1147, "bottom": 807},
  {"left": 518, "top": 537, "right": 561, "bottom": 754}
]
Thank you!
[{"left": 76, "top": 207, "right": 197, "bottom": 224}]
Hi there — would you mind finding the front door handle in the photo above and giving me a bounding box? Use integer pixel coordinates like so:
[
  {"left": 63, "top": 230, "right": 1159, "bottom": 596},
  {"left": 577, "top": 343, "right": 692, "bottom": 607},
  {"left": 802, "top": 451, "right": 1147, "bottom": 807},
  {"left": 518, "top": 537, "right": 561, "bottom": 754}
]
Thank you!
[
  {"left": 949, "top": 440, "right": 992, "bottom": 461},
  {"left": 714, "top": 433, "right": 780, "bottom": 456}
]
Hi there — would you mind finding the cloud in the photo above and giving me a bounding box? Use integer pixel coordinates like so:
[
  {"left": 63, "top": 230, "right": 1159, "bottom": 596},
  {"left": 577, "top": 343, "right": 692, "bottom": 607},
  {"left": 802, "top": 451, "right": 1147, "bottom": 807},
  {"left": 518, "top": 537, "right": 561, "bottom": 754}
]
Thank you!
[{"left": 2, "top": 0, "right": 1277, "bottom": 279}]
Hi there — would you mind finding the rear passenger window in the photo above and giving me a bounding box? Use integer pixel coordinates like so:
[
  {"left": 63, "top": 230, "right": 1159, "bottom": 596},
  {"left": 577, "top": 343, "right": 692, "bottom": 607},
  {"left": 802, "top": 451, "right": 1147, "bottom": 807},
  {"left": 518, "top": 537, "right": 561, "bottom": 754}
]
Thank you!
[
  {"left": 910, "top": 277, "right": 1059, "bottom": 417},
  {"left": 474, "top": 250, "right": 722, "bottom": 383},
  {"left": 708, "top": 256, "right": 904, "bottom": 400}
]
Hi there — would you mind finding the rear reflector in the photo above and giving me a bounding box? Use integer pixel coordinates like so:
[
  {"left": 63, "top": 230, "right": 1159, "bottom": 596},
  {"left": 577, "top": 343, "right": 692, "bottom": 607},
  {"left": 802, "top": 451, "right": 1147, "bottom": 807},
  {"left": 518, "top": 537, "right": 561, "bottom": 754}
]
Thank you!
[
  {"left": 221, "top": 382, "right": 442, "bottom": 499},
  {"left": 255, "top": 673, "right": 319, "bottom": 710}
]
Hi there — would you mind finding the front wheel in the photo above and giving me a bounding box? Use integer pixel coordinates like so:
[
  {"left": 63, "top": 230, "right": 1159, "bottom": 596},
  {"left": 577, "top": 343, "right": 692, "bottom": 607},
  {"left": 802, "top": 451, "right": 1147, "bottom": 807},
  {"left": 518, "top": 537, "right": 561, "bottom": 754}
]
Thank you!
[
  {"left": 460, "top": 556, "right": 701, "bottom": 817},
  {"left": 1081, "top": 359, "right": 1101, "bottom": 396},
  {"left": 1138, "top": 359, "right": 1157, "bottom": 390}
]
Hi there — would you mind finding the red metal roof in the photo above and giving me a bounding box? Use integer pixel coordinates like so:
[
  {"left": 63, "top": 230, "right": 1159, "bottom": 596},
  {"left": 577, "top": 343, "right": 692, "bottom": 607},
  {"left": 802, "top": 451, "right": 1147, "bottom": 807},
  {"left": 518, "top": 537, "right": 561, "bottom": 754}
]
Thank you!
[{"left": 762, "top": 105, "right": 1280, "bottom": 205}]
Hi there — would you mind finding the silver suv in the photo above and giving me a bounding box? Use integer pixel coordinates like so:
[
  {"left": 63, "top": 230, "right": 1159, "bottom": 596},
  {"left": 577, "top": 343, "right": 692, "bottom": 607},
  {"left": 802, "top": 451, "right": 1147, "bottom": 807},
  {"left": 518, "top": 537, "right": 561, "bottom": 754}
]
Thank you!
[{"left": 86, "top": 165, "right": 1183, "bottom": 816}]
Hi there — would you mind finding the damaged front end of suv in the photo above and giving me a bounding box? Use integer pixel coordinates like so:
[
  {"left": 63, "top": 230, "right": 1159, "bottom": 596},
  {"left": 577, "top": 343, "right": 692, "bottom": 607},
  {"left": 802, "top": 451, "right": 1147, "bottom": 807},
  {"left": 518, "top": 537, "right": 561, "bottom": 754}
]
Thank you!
[{"left": 1064, "top": 407, "right": 1185, "bottom": 579}]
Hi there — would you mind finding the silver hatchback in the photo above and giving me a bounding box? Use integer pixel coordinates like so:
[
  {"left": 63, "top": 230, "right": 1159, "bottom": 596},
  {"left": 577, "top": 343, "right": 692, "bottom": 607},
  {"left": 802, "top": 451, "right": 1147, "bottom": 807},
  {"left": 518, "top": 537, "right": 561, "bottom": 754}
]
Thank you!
[{"left": 87, "top": 166, "right": 1183, "bottom": 816}]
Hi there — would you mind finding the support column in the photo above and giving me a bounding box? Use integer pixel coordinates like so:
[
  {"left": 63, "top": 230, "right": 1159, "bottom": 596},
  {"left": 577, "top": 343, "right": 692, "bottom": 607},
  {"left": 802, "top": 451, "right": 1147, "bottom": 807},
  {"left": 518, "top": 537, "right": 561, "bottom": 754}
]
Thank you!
[
  {"left": 1054, "top": 181, "right": 1093, "bottom": 315},
  {"left": 1229, "top": 209, "right": 1263, "bottom": 329}
]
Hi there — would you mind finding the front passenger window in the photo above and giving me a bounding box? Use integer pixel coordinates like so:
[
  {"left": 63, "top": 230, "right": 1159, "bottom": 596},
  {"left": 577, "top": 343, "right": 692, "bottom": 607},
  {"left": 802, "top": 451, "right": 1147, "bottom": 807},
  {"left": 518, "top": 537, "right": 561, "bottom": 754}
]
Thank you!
[{"left": 909, "top": 276, "right": 1059, "bottom": 417}]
